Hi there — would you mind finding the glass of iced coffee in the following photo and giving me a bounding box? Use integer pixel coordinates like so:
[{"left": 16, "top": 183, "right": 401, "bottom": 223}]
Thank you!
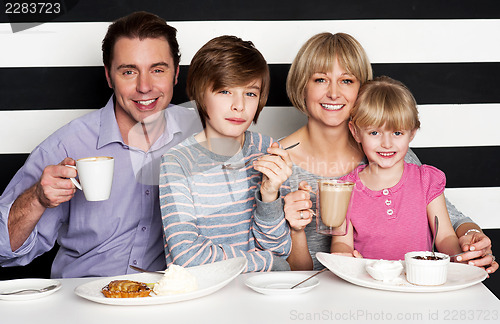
[{"left": 316, "top": 179, "right": 354, "bottom": 235}]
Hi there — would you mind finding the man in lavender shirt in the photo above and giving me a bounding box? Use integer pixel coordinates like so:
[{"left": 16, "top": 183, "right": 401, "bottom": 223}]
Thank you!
[{"left": 0, "top": 12, "right": 201, "bottom": 278}]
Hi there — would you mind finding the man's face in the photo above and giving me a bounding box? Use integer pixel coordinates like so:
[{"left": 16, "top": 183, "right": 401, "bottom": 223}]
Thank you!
[{"left": 105, "top": 37, "right": 178, "bottom": 133}]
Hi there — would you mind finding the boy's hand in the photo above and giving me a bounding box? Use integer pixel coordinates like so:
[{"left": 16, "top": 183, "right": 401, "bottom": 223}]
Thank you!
[{"left": 254, "top": 142, "right": 293, "bottom": 202}]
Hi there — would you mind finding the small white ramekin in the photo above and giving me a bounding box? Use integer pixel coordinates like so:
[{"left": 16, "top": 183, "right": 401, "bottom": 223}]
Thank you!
[
  {"left": 404, "top": 251, "right": 450, "bottom": 286},
  {"left": 365, "top": 260, "right": 404, "bottom": 282}
]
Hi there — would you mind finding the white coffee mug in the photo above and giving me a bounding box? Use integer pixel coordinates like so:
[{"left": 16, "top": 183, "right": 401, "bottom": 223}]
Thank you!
[{"left": 66, "top": 156, "right": 114, "bottom": 201}]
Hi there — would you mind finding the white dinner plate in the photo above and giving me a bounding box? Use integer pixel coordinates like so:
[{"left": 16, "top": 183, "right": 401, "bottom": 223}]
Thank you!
[
  {"left": 316, "top": 252, "right": 488, "bottom": 292},
  {"left": 74, "top": 257, "right": 247, "bottom": 305},
  {"left": 245, "top": 272, "right": 319, "bottom": 295},
  {"left": 0, "top": 278, "right": 62, "bottom": 301}
]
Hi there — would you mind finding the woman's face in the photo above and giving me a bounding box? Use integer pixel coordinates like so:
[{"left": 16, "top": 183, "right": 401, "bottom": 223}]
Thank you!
[{"left": 304, "top": 57, "right": 360, "bottom": 128}]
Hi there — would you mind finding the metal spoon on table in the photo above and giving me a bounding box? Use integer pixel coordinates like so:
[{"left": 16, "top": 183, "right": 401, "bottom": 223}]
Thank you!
[
  {"left": 290, "top": 268, "right": 327, "bottom": 289},
  {"left": 0, "top": 284, "right": 58, "bottom": 295},
  {"left": 222, "top": 142, "right": 299, "bottom": 170}
]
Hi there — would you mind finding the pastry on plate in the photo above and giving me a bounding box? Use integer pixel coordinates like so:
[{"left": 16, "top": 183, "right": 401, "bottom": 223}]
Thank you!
[{"left": 101, "top": 280, "right": 151, "bottom": 298}]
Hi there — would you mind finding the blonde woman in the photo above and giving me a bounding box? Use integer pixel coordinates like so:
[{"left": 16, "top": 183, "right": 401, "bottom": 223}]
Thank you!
[{"left": 279, "top": 32, "right": 497, "bottom": 274}]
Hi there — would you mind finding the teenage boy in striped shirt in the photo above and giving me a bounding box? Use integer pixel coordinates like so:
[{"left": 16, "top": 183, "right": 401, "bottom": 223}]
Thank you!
[{"left": 159, "top": 36, "right": 294, "bottom": 272}]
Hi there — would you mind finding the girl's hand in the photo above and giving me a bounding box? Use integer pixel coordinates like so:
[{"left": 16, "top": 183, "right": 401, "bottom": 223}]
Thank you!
[
  {"left": 284, "top": 181, "right": 314, "bottom": 231},
  {"left": 255, "top": 142, "right": 293, "bottom": 202}
]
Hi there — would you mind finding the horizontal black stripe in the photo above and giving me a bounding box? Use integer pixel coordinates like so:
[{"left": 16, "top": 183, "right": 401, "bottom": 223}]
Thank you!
[
  {"left": 0, "top": 154, "right": 28, "bottom": 194},
  {"left": 372, "top": 63, "right": 500, "bottom": 105},
  {"left": 412, "top": 146, "right": 500, "bottom": 188},
  {"left": 0, "top": 67, "right": 112, "bottom": 110},
  {"left": 1, "top": 147, "right": 499, "bottom": 192},
  {"left": 1, "top": 63, "right": 499, "bottom": 110},
  {"left": 1, "top": 0, "right": 499, "bottom": 23}
]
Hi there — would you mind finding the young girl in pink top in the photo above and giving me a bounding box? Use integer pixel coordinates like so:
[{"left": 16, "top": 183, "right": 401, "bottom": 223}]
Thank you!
[{"left": 331, "top": 76, "right": 462, "bottom": 260}]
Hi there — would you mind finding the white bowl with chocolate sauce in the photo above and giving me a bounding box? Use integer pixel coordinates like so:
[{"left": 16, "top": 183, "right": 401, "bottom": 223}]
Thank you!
[{"left": 404, "top": 251, "right": 450, "bottom": 286}]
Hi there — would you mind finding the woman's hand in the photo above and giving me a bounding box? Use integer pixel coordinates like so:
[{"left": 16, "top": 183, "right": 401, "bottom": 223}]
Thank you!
[
  {"left": 456, "top": 230, "right": 498, "bottom": 274},
  {"left": 255, "top": 142, "right": 293, "bottom": 202},
  {"left": 284, "top": 181, "right": 314, "bottom": 231}
]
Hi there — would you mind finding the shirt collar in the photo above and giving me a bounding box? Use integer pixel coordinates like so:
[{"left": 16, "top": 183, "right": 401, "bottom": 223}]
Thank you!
[
  {"left": 97, "top": 96, "right": 123, "bottom": 149},
  {"left": 151, "top": 104, "right": 184, "bottom": 150}
]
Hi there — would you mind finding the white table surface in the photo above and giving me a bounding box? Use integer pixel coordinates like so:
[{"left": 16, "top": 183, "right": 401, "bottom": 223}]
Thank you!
[{"left": 1, "top": 271, "right": 499, "bottom": 324}]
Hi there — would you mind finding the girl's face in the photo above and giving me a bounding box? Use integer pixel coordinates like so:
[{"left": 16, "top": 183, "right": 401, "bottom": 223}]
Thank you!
[
  {"left": 203, "top": 79, "right": 261, "bottom": 145},
  {"left": 305, "top": 57, "right": 360, "bottom": 127},
  {"left": 350, "top": 123, "right": 416, "bottom": 170}
]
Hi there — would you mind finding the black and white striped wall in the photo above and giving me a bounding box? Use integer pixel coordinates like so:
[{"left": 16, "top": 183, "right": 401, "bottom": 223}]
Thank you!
[{"left": 0, "top": 0, "right": 499, "bottom": 294}]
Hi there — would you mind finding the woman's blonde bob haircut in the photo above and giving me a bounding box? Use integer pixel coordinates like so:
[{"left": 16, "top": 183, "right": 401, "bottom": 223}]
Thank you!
[
  {"left": 350, "top": 76, "right": 421, "bottom": 132},
  {"left": 286, "top": 32, "right": 373, "bottom": 115},
  {"left": 186, "top": 35, "right": 270, "bottom": 128}
]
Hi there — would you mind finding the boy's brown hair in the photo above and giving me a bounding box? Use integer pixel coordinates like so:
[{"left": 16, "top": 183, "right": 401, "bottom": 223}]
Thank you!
[{"left": 186, "top": 35, "right": 270, "bottom": 127}]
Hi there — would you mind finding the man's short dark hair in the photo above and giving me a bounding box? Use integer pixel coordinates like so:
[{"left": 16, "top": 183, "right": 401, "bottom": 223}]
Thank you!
[{"left": 102, "top": 11, "right": 180, "bottom": 70}]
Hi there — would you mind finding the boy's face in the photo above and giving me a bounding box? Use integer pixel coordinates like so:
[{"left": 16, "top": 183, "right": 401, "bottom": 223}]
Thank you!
[{"left": 202, "top": 79, "right": 261, "bottom": 145}]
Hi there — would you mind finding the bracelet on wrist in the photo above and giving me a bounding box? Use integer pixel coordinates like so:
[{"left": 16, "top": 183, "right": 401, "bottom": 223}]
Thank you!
[{"left": 464, "top": 228, "right": 481, "bottom": 236}]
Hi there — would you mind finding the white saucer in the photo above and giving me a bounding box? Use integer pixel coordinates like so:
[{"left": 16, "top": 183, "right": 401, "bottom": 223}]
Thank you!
[
  {"left": 245, "top": 272, "right": 319, "bottom": 295},
  {"left": 0, "top": 278, "right": 62, "bottom": 301}
]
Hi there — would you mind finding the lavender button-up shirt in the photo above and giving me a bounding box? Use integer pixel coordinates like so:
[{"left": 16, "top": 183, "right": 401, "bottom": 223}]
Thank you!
[{"left": 0, "top": 97, "right": 201, "bottom": 278}]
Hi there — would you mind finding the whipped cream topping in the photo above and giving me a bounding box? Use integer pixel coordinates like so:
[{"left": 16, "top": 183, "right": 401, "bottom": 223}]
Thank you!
[
  {"left": 371, "top": 260, "right": 402, "bottom": 271},
  {"left": 366, "top": 259, "right": 404, "bottom": 282},
  {"left": 153, "top": 265, "right": 198, "bottom": 295}
]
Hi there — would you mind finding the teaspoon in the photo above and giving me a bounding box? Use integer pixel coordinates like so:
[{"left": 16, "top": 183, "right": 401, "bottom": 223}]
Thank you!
[
  {"left": 222, "top": 142, "right": 299, "bottom": 170},
  {"left": 431, "top": 216, "right": 439, "bottom": 258},
  {"left": 129, "top": 265, "right": 165, "bottom": 274},
  {"left": 290, "top": 268, "right": 327, "bottom": 289},
  {"left": 0, "top": 284, "right": 58, "bottom": 295}
]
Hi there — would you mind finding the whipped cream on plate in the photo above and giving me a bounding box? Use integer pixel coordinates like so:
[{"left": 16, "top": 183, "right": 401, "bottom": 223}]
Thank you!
[
  {"left": 365, "top": 260, "right": 404, "bottom": 282},
  {"left": 153, "top": 265, "right": 198, "bottom": 295}
]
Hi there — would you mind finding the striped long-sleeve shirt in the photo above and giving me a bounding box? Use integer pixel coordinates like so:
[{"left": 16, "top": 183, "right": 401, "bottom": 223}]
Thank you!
[{"left": 159, "top": 131, "right": 291, "bottom": 272}]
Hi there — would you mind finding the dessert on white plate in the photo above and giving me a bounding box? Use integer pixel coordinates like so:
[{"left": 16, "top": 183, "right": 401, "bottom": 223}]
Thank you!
[
  {"left": 316, "top": 252, "right": 486, "bottom": 292},
  {"left": 153, "top": 264, "right": 198, "bottom": 295},
  {"left": 101, "top": 280, "right": 151, "bottom": 298},
  {"left": 365, "top": 259, "right": 404, "bottom": 282},
  {"left": 75, "top": 257, "right": 247, "bottom": 305},
  {"left": 404, "top": 251, "right": 450, "bottom": 286}
]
